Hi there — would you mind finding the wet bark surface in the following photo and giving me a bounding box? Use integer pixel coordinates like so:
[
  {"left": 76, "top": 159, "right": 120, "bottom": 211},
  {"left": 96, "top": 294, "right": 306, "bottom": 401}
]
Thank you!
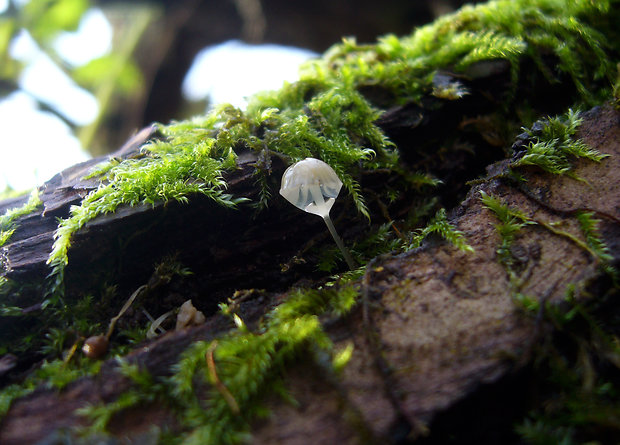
[{"left": 1, "top": 104, "right": 618, "bottom": 444}]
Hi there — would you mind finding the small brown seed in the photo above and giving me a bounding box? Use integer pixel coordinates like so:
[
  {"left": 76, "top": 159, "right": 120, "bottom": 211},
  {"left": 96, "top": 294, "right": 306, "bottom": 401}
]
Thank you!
[{"left": 82, "top": 335, "right": 109, "bottom": 359}]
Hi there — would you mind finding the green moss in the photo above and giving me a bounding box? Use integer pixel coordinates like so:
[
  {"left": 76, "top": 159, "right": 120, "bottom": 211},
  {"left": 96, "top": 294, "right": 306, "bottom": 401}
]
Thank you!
[
  {"left": 170, "top": 284, "right": 359, "bottom": 444},
  {"left": 309, "top": 0, "right": 615, "bottom": 103},
  {"left": 0, "top": 189, "right": 41, "bottom": 249},
  {"left": 481, "top": 190, "right": 615, "bottom": 279},
  {"left": 76, "top": 283, "right": 359, "bottom": 444},
  {"left": 0, "top": 294, "right": 111, "bottom": 419},
  {"left": 0, "top": 191, "right": 51, "bottom": 354},
  {"left": 172, "top": 319, "right": 326, "bottom": 444},
  {"left": 77, "top": 358, "right": 163, "bottom": 434},
  {"left": 511, "top": 109, "right": 609, "bottom": 178},
  {"left": 2, "top": 0, "right": 618, "bottom": 440},
  {"left": 43, "top": 0, "right": 616, "bottom": 299},
  {"left": 576, "top": 211, "right": 617, "bottom": 281},
  {"left": 481, "top": 166, "right": 620, "bottom": 444},
  {"left": 46, "top": 120, "right": 243, "bottom": 296},
  {"left": 0, "top": 356, "right": 102, "bottom": 418},
  {"left": 0, "top": 259, "right": 190, "bottom": 421},
  {"left": 480, "top": 190, "right": 535, "bottom": 283},
  {"left": 481, "top": 176, "right": 617, "bottom": 325},
  {"left": 0, "top": 383, "right": 35, "bottom": 418},
  {"left": 406, "top": 208, "right": 474, "bottom": 252},
  {"left": 314, "top": 208, "right": 474, "bottom": 279}
]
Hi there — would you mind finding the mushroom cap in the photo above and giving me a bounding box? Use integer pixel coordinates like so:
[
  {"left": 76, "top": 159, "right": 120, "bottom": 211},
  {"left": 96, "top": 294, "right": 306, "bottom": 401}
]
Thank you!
[{"left": 279, "top": 158, "right": 343, "bottom": 217}]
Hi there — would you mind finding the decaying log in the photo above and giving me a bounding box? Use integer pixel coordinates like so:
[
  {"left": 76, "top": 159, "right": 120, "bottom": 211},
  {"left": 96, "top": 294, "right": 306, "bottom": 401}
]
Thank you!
[
  {"left": 1, "top": 103, "right": 618, "bottom": 443},
  {"left": 250, "top": 104, "right": 620, "bottom": 443}
]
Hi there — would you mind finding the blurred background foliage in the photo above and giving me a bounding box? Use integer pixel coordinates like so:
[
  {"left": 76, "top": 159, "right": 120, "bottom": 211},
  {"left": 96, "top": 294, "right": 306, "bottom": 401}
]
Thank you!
[{"left": 0, "top": 0, "right": 475, "bottom": 171}]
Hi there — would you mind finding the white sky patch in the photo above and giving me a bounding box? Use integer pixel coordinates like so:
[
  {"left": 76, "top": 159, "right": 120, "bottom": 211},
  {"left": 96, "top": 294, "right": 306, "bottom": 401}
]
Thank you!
[
  {"left": 0, "top": 7, "right": 113, "bottom": 192},
  {"left": 18, "top": 55, "right": 99, "bottom": 126},
  {"left": 9, "top": 28, "right": 39, "bottom": 61},
  {"left": 183, "top": 40, "right": 317, "bottom": 109},
  {"left": 0, "top": 0, "right": 7, "bottom": 14},
  {"left": 1, "top": 19, "right": 316, "bottom": 192},
  {"left": 0, "top": 93, "right": 90, "bottom": 191},
  {"left": 10, "top": 30, "right": 100, "bottom": 126},
  {"left": 53, "top": 8, "right": 112, "bottom": 67}
]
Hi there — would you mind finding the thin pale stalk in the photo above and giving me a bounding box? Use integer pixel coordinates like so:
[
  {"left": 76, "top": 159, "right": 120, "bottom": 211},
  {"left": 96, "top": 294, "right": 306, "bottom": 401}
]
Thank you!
[{"left": 323, "top": 215, "right": 357, "bottom": 270}]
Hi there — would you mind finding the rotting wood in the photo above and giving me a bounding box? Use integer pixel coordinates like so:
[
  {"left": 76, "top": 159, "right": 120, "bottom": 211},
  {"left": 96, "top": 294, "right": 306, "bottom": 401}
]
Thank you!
[
  {"left": 0, "top": 105, "right": 617, "bottom": 444},
  {"left": 249, "top": 104, "right": 620, "bottom": 444}
]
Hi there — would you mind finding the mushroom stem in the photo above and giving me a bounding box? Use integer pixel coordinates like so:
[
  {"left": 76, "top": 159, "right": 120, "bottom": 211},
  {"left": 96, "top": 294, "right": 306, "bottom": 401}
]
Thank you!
[
  {"left": 322, "top": 215, "right": 357, "bottom": 270},
  {"left": 307, "top": 184, "right": 356, "bottom": 269}
]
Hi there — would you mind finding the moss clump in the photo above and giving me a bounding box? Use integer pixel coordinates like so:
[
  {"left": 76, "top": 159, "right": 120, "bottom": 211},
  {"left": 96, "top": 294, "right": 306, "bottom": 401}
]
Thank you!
[
  {"left": 1, "top": 0, "right": 618, "bottom": 441},
  {"left": 479, "top": 104, "right": 619, "bottom": 444},
  {"left": 0, "top": 258, "right": 190, "bottom": 420},
  {"left": 405, "top": 208, "right": 474, "bottom": 252},
  {"left": 77, "top": 284, "right": 359, "bottom": 444},
  {"left": 511, "top": 109, "right": 609, "bottom": 178},
  {"left": 480, "top": 190, "right": 537, "bottom": 299},
  {"left": 1, "top": 189, "right": 42, "bottom": 313},
  {"left": 480, "top": 106, "right": 613, "bottom": 287},
  {"left": 46, "top": 120, "right": 244, "bottom": 297},
  {"left": 576, "top": 211, "right": 616, "bottom": 280},
  {"left": 481, "top": 189, "right": 615, "bottom": 280},
  {"left": 307, "top": 0, "right": 615, "bottom": 104},
  {"left": 315, "top": 209, "right": 473, "bottom": 278},
  {"left": 43, "top": 0, "right": 617, "bottom": 299},
  {"left": 0, "top": 355, "right": 102, "bottom": 418},
  {"left": 0, "top": 189, "right": 41, "bottom": 249}
]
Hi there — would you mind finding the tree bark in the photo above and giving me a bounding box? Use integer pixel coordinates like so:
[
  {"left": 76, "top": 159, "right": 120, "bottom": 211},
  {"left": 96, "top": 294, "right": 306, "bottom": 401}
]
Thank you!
[{"left": 0, "top": 103, "right": 618, "bottom": 444}]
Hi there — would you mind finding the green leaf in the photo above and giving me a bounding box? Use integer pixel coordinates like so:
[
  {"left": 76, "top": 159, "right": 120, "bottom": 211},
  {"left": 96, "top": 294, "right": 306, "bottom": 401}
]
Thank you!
[
  {"left": 72, "top": 54, "right": 143, "bottom": 94},
  {"left": 24, "top": 0, "right": 90, "bottom": 40}
]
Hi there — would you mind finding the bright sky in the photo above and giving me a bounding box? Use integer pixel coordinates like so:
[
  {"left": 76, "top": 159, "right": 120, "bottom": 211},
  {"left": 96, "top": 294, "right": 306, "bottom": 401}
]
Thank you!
[
  {"left": 183, "top": 40, "right": 316, "bottom": 108},
  {"left": 0, "top": 8, "right": 109, "bottom": 191},
  {"left": 0, "top": 6, "right": 316, "bottom": 192}
]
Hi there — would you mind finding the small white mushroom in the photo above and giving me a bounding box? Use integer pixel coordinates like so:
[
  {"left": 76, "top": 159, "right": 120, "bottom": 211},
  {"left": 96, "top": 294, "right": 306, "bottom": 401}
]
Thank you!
[{"left": 280, "top": 158, "right": 356, "bottom": 269}]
